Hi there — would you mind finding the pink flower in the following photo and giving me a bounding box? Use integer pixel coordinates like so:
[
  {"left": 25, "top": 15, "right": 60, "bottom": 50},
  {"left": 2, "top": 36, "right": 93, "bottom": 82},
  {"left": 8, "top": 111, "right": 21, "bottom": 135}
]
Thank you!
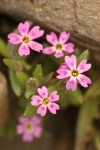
[
  {"left": 8, "top": 21, "right": 44, "bottom": 56},
  {"left": 57, "top": 55, "right": 91, "bottom": 91},
  {"left": 31, "top": 86, "right": 60, "bottom": 116},
  {"left": 16, "top": 115, "right": 42, "bottom": 142},
  {"left": 43, "top": 32, "right": 74, "bottom": 58}
]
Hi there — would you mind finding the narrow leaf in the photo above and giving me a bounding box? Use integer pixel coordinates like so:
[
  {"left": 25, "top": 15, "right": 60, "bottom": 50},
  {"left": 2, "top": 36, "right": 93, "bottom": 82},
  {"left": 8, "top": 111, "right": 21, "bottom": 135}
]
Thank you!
[
  {"left": 33, "top": 64, "right": 43, "bottom": 82},
  {"left": 9, "top": 69, "right": 22, "bottom": 96},
  {"left": 25, "top": 90, "right": 35, "bottom": 99},
  {"left": 66, "top": 88, "right": 83, "bottom": 105},
  {"left": 3, "top": 59, "right": 23, "bottom": 71},
  {"left": 16, "top": 71, "right": 29, "bottom": 88},
  {"left": 24, "top": 103, "right": 37, "bottom": 117},
  {"left": 75, "top": 96, "right": 100, "bottom": 150},
  {"left": 0, "top": 39, "right": 9, "bottom": 57},
  {"left": 78, "top": 50, "right": 89, "bottom": 63}
]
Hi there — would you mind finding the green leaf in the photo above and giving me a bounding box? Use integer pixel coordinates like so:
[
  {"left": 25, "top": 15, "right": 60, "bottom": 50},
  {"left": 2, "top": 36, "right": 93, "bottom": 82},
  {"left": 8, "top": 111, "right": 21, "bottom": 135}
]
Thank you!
[
  {"left": 9, "top": 69, "right": 22, "bottom": 96},
  {"left": 75, "top": 96, "right": 100, "bottom": 150},
  {"left": 33, "top": 64, "right": 43, "bottom": 82},
  {"left": 93, "top": 128, "right": 100, "bottom": 150},
  {"left": 74, "top": 48, "right": 81, "bottom": 57},
  {"left": 3, "top": 58, "right": 14, "bottom": 69},
  {"left": 25, "top": 90, "right": 34, "bottom": 99},
  {"left": 78, "top": 50, "right": 89, "bottom": 63},
  {"left": 43, "top": 42, "right": 49, "bottom": 48},
  {"left": 17, "top": 97, "right": 27, "bottom": 112},
  {"left": 3, "top": 59, "right": 23, "bottom": 71},
  {"left": 41, "top": 72, "right": 54, "bottom": 85},
  {"left": 24, "top": 103, "right": 37, "bottom": 117},
  {"left": 25, "top": 78, "right": 38, "bottom": 99},
  {"left": 66, "top": 88, "right": 83, "bottom": 105},
  {"left": 48, "top": 85, "right": 57, "bottom": 93},
  {"left": 58, "top": 90, "right": 69, "bottom": 109},
  {"left": 23, "top": 62, "right": 31, "bottom": 70},
  {"left": 0, "top": 39, "right": 9, "bottom": 57},
  {"left": 3, "top": 59, "right": 16, "bottom": 69},
  {"left": 16, "top": 71, "right": 29, "bottom": 88},
  {"left": 59, "top": 89, "right": 82, "bottom": 109},
  {"left": 84, "top": 79, "right": 100, "bottom": 100}
]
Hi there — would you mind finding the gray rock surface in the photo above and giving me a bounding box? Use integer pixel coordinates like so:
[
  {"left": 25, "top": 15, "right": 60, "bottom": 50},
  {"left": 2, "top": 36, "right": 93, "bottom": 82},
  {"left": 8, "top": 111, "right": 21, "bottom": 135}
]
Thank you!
[
  {"left": 0, "top": 72, "right": 9, "bottom": 126},
  {"left": 0, "top": 0, "right": 100, "bottom": 66},
  {"left": 0, "top": 0, "right": 100, "bottom": 42}
]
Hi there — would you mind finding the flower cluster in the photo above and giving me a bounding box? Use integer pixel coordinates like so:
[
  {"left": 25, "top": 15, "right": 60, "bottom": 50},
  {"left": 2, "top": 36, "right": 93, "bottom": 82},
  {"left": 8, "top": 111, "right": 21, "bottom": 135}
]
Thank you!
[
  {"left": 8, "top": 21, "right": 92, "bottom": 142},
  {"left": 43, "top": 32, "right": 74, "bottom": 58},
  {"left": 57, "top": 55, "right": 91, "bottom": 91},
  {"left": 16, "top": 115, "right": 42, "bottom": 142},
  {"left": 31, "top": 86, "right": 60, "bottom": 116},
  {"left": 8, "top": 21, "right": 74, "bottom": 57},
  {"left": 8, "top": 21, "right": 44, "bottom": 56}
]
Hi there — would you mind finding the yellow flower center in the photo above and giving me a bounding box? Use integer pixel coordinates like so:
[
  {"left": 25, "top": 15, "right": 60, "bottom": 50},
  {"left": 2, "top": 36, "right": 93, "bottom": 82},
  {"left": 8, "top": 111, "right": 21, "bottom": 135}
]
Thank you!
[
  {"left": 23, "top": 37, "right": 30, "bottom": 43},
  {"left": 71, "top": 70, "right": 79, "bottom": 77},
  {"left": 25, "top": 124, "right": 32, "bottom": 131},
  {"left": 43, "top": 98, "right": 49, "bottom": 105},
  {"left": 56, "top": 44, "right": 62, "bottom": 50}
]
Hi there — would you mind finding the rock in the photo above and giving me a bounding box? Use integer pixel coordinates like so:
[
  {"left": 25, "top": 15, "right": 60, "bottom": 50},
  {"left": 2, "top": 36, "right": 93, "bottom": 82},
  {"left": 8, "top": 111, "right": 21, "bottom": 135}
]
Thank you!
[
  {"left": 0, "top": 72, "right": 9, "bottom": 126},
  {"left": 0, "top": 0, "right": 100, "bottom": 41},
  {"left": 0, "top": 0, "right": 100, "bottom": 66}
]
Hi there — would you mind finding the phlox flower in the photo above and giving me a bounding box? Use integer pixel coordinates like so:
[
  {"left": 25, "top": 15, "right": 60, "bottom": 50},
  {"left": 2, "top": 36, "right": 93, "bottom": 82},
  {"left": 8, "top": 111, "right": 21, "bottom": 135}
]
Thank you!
[
  {"left": 57, "top": 55, "right": 91, "bottom": 91},
  {"left": 31, "top": 86, "right": 60, "bottom": 116},
  {"left": 16, "top": 115, "right": 42, "bottom": 142},
  {"left": 43, "top": 32, "right": 74, "bottom": 58},
  {"left": 8, "top": 21, "right": 44, "bottom": 56}
]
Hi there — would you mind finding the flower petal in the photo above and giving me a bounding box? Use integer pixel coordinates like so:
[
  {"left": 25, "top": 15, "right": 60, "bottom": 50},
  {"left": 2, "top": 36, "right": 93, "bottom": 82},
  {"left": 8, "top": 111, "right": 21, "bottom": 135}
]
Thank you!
[
  {"left": 77, "top": 59, "right": 91, "bottom": 73},
  {"left": 47, "top": 102, "right": 60, "bottom": 114},
  {"left": 37, "top": 105, "right": 47, "bottom": 116},
  {"left": 77, "top": 74, "right": 91, "bottom": 88},
  {"left": 28, "top": 26, "right": 44, "bottom": 40},
  {"left": 8, "top": 33, "right": 22, "bottom": 44},
  {"left": 31, "top": 115, "right": 41, "bottom": 125},
  {"left": 54, "top": 51, "right": 64, "bottom": 58},
  {"left": 33, "top": 127, "right": 42, "bottom": 138},
  {"left": 22, "top": 133, "right": 33, "bottom": 142},
  {"left": 56, "top": 68, "right": 70, "bottom": 79},
  {"left": 29, "top": 41, "right": 43, "bottom": 52},
  {"left": 66, "top": 77, "right": 77, "bottom": 91},
  {"left": 46, "top": 32, "right": 58, "bottom": 45},
  {"left": 59, "top": 63, "right": 69, "bottom": 70},
  {"left": 18, "top": 21, "right": 30, "bottom": 36},
  {"left": 63, "top": 43, "right": 75, "bottom": 53},
  {"left": 48, "top": 91, "right": 59, "bottom": 102},
  {"left": 16, "top": 125, "right": 24, "bottom": 134},
  {"left": 43, "top": 46, "right": 55, "bottom": 54},
  {"left": 31, "top": 95, "right": 43, "bottom": 106},
  {"left": 18, "top": 44, "right": 30, "bottom": 56},
  {"left": 65, "top": 55, "right": 77, "bottom": 70},
  {"left": 37, "top": 86, "right": 48, "bottom": 98},
  {"left": 59, "top": 32, "right": 70, "bottom": 44},
  {"left": 18, "top": 116, "right": 28, "bottom": 123}
]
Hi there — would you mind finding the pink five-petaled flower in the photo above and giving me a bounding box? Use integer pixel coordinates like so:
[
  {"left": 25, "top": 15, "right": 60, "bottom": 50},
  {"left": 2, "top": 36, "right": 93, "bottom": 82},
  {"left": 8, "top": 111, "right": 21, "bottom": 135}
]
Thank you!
[
  {"left": 31, "top": 86, "right": 60, "bottom": 116},
  {"left": 56, "top": 55, "right": 92, "bottom": 91},
  {"left": 8, "top": 21, "right": 44, "bottom": 56},
  {"left": 43, "top": 32, "right": 75, "bottom": 58},
  {"left": 16, "top": 115, "right": 42, "bottom": 142}
]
